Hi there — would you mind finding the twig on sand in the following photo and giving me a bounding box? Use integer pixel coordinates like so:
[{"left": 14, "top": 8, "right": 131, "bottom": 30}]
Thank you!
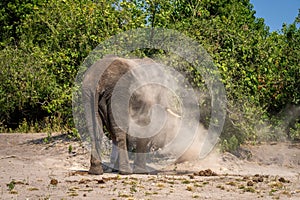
[{"left": 0, "top": 155, "right": 18, "bottom": 160}]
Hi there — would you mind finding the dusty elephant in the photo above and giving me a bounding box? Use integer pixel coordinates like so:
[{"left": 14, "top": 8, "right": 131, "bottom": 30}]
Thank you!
[{"left": 82, "top": 55, "right": 185, "bottom": 175}]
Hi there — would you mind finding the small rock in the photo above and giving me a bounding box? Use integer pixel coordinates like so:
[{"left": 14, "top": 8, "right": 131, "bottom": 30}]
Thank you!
[
  {"left": 50, "top": 179, "right": 58, "bottom": 185},
  {"left": 257, "top": 177, "right": 264, "bottom": 182},
  {"left": 269, "top": 181, "right": 283, "bottom": 188},
  {"left": 247, "top": 181, "right": 254, "bottom": 186},
  {"left": 196, "top": 169, "right": 217, "bottom": 176},
  {"left": 97, "top": 179, "right": 105, "bottom": 184},
  {"left": 188, "top": 174, "right": 194, "bottom": 179},
  {"left": 278, "top": 177, "right": 290, "bottom": 183},
  {"left": 79, "top": 178, "right": 93, "bottom": 184},
  {"left": 253, "top": 176, "right": 263, "bottom": 183},
  {"left": 10, "top": 190, "right": 18, "bottom": 194},
  {"left": 186, "top": 185, "right": 194, "bottom": 191}
]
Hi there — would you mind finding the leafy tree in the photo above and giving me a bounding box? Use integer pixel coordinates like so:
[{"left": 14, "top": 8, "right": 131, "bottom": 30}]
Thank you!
[
  {"left": 0, "top": 0, "right": 46, "bottom": 47},
  {"left": 0, "top": 0, "right": 299, "bottom": 146},
  {"left": 0, "top": 0, "right": 146, "bottom": 130}
]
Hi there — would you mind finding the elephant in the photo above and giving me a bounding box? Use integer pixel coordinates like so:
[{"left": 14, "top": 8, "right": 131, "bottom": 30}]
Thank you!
[{"left": 81, "top": 55, "right": 186, "bottom": 175}]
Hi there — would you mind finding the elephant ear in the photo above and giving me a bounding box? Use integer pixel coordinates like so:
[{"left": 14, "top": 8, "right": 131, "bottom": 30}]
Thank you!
[
  {"left": 98, "top": 59, "right": 130, "bottom": 90},
  {"left": 103, "top": 58, "right": 142, "bottom": 131}
]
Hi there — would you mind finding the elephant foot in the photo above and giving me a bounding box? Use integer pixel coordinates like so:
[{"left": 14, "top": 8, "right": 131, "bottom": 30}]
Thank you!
[
  {"left": 133, "top": 166, "right": 149, "bottom": 174},
  {"left": 103, "top": 164, "right": 119, "bottom": 173},
  {"left": 118, "top": 166, "right": 132, "bottom": 175},
  {"left": 119, "top": 170, "right": 132, "bottom": 175},
  {"left": 88, "top": 164, "right": 104, "bottom": 175},
  {"left": 89, "top": 154, "right": 104, "bottom": 175}
]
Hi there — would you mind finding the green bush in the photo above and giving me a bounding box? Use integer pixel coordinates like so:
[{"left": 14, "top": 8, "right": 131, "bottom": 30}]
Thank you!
[
  {"left": 290, "top": 122, "right": 300, "bottom": 141},
  {"left": 221, "top": 135, "right": 239, "bottom": 153},
  {"left": 0, "top": 0, "right": 146, "bottom": 131},
  {"left": 0, "top": 44, "right": 72, "bottom": 131}
]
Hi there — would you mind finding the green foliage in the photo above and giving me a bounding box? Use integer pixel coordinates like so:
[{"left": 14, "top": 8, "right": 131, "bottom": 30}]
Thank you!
[
  {"left": 6, "top": 180, "right": 15, "bottom": 191},
  {"left": 162, "top": 0, "right": 299, "bottom": 149},
  {"left": 68, "top": 144, "right": 73, "bottom": 153},
  {"left": 0, "top": 0, "right": 145, "bottom": 131},
  {"left": 0, "top": 0, "right": 47, "bottom": 47},
  {"left": 221, "top": 135, "right": 239, "bottom": 153},
  {"left": 0, "top": 45, "right": 61, "bottom": 129},
  {"left": 43, "top": 132, "right": 52, "bottom": 144},
  {"left": 290, "top": 122, "right": 300, "bottom": 141}
]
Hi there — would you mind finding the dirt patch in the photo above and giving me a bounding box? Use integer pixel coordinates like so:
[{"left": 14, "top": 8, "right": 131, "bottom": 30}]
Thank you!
[{"left": 0, "top": 133, "right": 299, "bottom": 199}]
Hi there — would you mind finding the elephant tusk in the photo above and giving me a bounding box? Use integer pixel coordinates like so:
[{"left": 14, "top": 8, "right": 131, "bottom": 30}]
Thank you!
[{"left": 166, "top": 108, "right": 181, "bottom": 118}]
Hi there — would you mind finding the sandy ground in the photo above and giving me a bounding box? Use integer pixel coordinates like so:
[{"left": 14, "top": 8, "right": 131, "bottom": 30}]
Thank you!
[{"left": 0, "top": 133, "right": 299, "bottom": 200}]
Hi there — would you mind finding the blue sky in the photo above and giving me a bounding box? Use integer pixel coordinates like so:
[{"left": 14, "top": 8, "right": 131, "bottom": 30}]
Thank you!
[{"left": 250, "top": 0, "right": 300, "bottom": 32}]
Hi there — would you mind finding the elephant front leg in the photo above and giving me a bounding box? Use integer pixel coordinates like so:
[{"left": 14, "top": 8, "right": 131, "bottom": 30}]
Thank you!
[
  {"left": 115, "top": 132, "right": 132, "bottom": 175},
  {"left": 133, "top": 138, "right": 149, "bottom": 174}
]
